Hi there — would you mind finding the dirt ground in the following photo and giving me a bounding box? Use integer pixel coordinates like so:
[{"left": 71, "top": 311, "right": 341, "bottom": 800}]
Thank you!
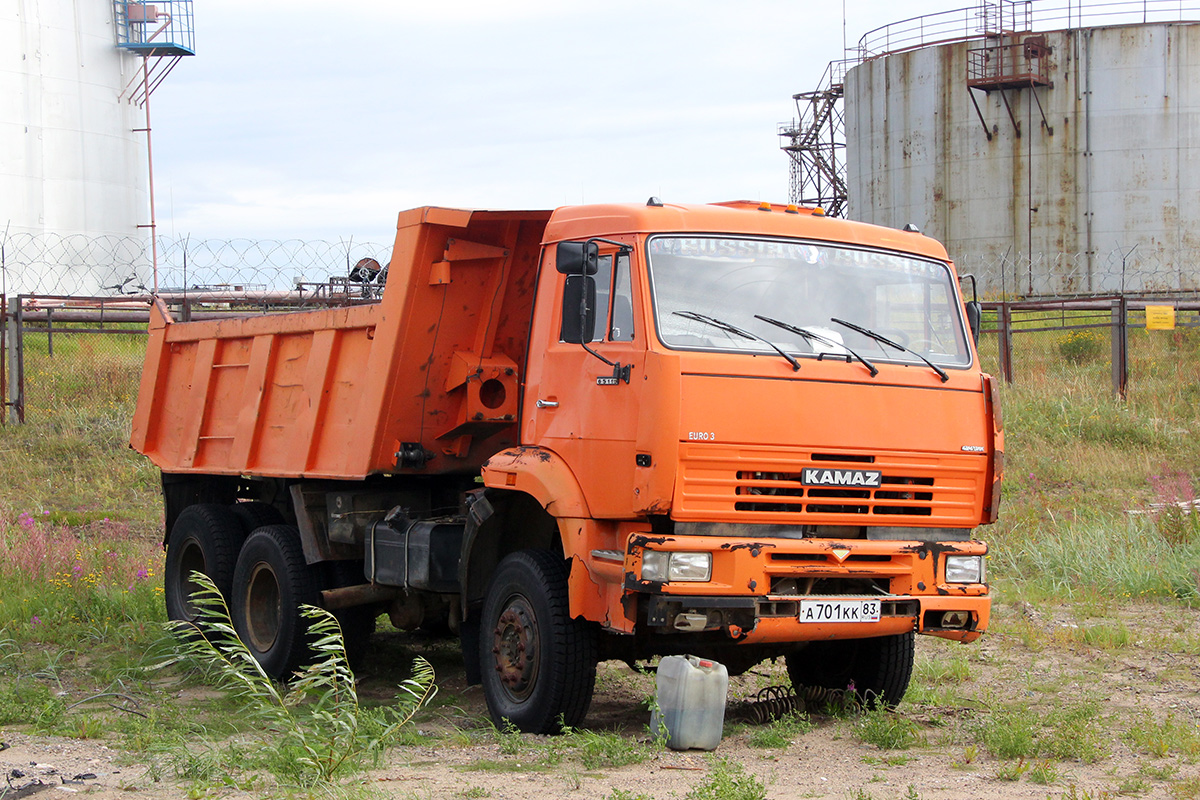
[{"left": 4, "top": 600, "right": 1200, "bottom": 800}]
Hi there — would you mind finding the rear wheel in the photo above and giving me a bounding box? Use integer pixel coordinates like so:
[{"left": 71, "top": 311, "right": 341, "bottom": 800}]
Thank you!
[
  {"left": 231, "top": 525, "right": 321, "bottom": 679},
  {"left": 231, "top": 501, "right": 285, "bottom": 536},
  {"left": 164, "top": 504, "right": 246, "bottom": 625},
  {"left": 479, "top": 550, "right": 597, "bottom": 733},
  {"left": 785, "top": 632, "right": 915, "bottom": 708}
]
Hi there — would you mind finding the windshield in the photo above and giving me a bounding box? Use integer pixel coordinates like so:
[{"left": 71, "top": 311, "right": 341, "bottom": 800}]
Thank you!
[{"left": 647, "top": 236, "right": 972, "bottom": 368}]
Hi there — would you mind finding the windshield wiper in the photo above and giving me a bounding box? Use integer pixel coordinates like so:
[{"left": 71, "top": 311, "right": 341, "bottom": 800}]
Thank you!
[
  {"left": 672, "top": 311, "right": 800, "bottom": 372},
  {"left": 830, "top": 318, "right": 949, "bottom": 382},
  {"left": 754, "top": 314, "right": 878, "bottom": 378}
]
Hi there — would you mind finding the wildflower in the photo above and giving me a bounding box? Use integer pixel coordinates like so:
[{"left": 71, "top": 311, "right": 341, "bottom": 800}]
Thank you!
[
  {"left": 31, "top": 616, "right": 40, "bottom": 626},
  {"left": 18, "top": 513, "right": 35, "bottom": 530},
  {"left": 136, "top": 567, "right": 149, "bottom": 580}
]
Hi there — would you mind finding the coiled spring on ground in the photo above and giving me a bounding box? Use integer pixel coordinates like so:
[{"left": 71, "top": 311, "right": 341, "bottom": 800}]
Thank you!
[{"left": 745, "top": 684, "right": 851, "bottom": 724}]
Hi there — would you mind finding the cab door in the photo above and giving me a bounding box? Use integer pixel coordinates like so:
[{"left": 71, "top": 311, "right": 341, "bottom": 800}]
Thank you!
[{"left": 523, "top": 242, "right": 646, "bottom": 518}]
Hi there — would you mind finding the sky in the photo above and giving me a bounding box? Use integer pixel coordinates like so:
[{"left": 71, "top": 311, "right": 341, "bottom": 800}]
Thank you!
[{"left": 150, "top": 0, "right": 958, "bottom": 243}]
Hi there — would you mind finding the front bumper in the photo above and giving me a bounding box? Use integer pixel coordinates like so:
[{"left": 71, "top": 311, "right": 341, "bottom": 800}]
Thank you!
[{"left": 624, "top": 534, "right": 990, "bottom": 644}]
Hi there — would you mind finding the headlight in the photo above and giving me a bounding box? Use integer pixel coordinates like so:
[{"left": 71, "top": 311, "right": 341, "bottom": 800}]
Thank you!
[
  {"left": 641, "top": 551, "right": 712, "bottom": 582},
  {"left": 944, "top": 555, "right": 985, "bottom": 584}
]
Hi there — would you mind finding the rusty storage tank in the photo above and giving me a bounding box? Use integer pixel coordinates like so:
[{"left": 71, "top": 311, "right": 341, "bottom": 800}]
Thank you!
[{"left": 843, "top": 4, "right": 1200, "bottom": 295}]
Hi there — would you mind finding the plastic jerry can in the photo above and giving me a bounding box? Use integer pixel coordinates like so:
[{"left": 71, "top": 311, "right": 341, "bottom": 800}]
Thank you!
[{"left": 650, "top": 655, "right": 729, "bottom": 750}]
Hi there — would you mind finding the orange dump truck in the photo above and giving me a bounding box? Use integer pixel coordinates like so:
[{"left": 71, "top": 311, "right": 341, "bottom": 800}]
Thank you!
[{"left": 130, "top": 200, "right": 1002, "bottom": 732}]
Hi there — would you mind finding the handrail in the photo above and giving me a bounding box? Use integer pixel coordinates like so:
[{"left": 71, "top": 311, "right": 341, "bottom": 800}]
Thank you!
[{"left": 858, "top": 0, "right": 1200, "bottom": 61}]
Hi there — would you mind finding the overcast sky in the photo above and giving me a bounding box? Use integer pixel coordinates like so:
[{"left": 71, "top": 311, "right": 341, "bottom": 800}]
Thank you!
[{"left": 150, "top": 1, "right": 956, "bottom": 243}]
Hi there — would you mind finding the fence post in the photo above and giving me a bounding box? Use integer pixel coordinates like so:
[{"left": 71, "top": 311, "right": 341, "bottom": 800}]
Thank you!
[
  {"left": 997, "top": 302, "right": 1014, "bottom": 384},
  {"left": 1, "top": 293, "right": 5, "bottom": 424},
  {"left": 1111, "top": 296, "right": 1128, "bottom": 399},
  {"left": 5, "top": 295, "right": 23, "bottom": 423}
]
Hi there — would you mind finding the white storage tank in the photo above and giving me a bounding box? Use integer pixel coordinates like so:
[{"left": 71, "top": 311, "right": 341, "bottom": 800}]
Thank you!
[
  {"left": 843, "top": 13, "right": 1200, "bottom": 295},
  {"left": 1, "top": 0, "right": 149, "bottom": 239}
]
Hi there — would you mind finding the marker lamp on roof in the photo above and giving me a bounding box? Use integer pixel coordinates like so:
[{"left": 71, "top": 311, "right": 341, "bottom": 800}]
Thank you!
[{"left": 641, "top": 551, "right": 712, "bottom": 582}]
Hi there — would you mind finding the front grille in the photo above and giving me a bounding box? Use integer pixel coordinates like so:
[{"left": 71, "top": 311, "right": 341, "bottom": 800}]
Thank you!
[
  {"left": 735, "top": 470, "right": 936, "bottom": 516},
  {"left": 676, "top": 444, "right": 984, "bottom": 525},
  {"left": 770, "top": 576, "right": 888, "bottom": 595}
]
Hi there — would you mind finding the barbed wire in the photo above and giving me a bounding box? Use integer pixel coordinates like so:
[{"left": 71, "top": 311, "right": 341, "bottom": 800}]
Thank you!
[
  {"left": 0, "top": 232, "right": 392, "bottom": 301},
  {"left": 3, "top": 231, "right": 1200, "bottom": 303},
  {"left": 959, "top": 246, "right": 1200, "bottom": 298}
]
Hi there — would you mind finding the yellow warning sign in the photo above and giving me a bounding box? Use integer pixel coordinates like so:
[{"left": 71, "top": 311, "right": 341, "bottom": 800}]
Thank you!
[{"left": 1145, "top": 305, "right": 1176, "bottom": 330}]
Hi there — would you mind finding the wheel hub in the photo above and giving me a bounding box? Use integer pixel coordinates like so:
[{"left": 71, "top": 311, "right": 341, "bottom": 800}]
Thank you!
[
  {"left": 490, "top": 597, "right": 538, "bottom": 701},
  {"left": 178, "top": 537, "right": 206, "bottom": 619},
  {"left": 245, "top": 561, "right": 281, "bottom": 652}
]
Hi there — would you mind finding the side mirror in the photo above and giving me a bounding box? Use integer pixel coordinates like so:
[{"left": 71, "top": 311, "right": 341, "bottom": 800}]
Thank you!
[
  {"left": 556, "top": 241, "right": 600, "bottom": 275},
  {"left": 965, "top": 300, "right": 982, "bottom": 344},
  {"left": 560, "top": 275, "right": 597, "bottom": 344}
]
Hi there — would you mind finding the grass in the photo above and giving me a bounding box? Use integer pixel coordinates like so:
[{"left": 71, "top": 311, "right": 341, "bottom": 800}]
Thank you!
[
  {"left": 854, "top": 702, "right": 922, "bottom": 750},
  {"left": 5, "top": 312, "right": 1200, "bottom": 793}
]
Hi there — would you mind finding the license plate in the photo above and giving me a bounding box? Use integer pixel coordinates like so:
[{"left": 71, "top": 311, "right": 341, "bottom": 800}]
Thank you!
[{"left": 799, "top": 599, "right": 881, "bottom": 623}]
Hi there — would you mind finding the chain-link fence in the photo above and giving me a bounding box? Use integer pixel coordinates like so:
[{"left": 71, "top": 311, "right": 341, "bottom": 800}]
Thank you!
[
  {"left": 3, "top": 296, "right": 148, "bottom": 423},
  {"left": 5, "top": 232, "right": 1200, "bottom": 422},
  {"left": 2, "top": 233, "right": 394, "bottom": 423},
  {"left": 978, "top": 297, "right": 1200, "bottom": 400},
  {"left": 0, "top": 232, "right": 392, "bottom": 300}
]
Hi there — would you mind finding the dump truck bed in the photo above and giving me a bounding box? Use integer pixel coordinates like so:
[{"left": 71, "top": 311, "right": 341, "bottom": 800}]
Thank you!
[{"left": 130, "top": 207, "right": 552, "bottom": 479}]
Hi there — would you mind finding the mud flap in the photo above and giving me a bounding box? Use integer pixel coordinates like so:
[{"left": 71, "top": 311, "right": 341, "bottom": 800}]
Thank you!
[{"left": 460, "top": 611, "right": 482, "bottom": 685}]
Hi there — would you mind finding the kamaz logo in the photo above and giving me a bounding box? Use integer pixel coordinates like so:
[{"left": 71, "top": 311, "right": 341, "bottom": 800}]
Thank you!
[{"left": 801, "top": 468, "right": 882, "bottom": 488}]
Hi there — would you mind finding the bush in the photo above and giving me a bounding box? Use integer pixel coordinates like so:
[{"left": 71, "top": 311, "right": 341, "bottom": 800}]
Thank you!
[{"left": 1057, "top": 330, "right": 1104, "bottom": 364}]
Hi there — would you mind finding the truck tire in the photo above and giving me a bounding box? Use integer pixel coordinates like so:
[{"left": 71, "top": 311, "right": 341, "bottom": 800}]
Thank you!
[
  {"left": 479, "top": 550, "right": 597, "bottom": 733},
  {"left": 231, "top": 501, "right": 285, "bottom": 536},
  {"left": 785, "top": 632, "right": 915, "bottom": 708},
  {"left": 164, "top": 504, "right": 246, "bottom": 625},
  {"left": 231, "top": 525, "right": 321, "bottom": 680}
]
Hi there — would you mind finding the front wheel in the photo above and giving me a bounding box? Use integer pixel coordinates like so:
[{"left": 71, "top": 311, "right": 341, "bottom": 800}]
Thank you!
[
  {"left": 230, "top": 525, "right": 320, "bottom": 679},
  {"left": 785, "top": 631, "right": 915, "bottom": 708},
  {"left": 479, "top": 550, "right": 597, "bottom": 733}
]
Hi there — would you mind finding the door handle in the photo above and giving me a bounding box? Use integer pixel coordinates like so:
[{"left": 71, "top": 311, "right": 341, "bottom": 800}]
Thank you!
[{"left": 536, "top": 399, "right": 559, "bottom": 408}]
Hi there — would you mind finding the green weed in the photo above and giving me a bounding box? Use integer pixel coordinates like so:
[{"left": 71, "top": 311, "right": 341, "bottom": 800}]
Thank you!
[
  {"left": 1170, "top": 776, "right": 1200, "bottom": 800},
  {"left": 747, "top": 711, "right": 814, "bottom": 749},
  {"left": 571, "top": 729, "right": 649, "bottom": 769},
  {"left": 1125, "top": 712, "right": 1200, "bottom": 758},
  {"left": 1039, "top": 701, "right": 1108, "bottom": 763},
  {"left": 1028, "top": 759, "right": 1060, "bottom": 785},
  {"left": 854, "top": 703, "right": 921, "bottom": 750},
  {"left": 158, "top": 573, "right": 436, "bottom": 787},
  {"left": 995, "top": 757, "right": 1030, "bottom": 781},
  {"left": 607, "top": 790, "right": 655, "bottom": 800},
  {"left": 1058, "top": 330, "right": 1105, "bottom": 365},
  {"left": 685, "top": 756, "right": 767, "bottom": 800},
  {"left": 978, "top": 707, "right": 1037, "bottom": 759}
]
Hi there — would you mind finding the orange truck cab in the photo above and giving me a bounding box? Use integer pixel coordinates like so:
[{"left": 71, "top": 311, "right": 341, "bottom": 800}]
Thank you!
[{"left": 131, "top": 199, "right": 1002, "bottom": 733}]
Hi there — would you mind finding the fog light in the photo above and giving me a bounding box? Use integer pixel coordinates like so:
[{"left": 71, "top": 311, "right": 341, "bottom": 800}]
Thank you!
[
  {"left": 940, "top": 610, "right": 969, "bottom": 628},
  {"left": 641, "top": 551, "right": 712, "bottom": 582},
  {"left": 945, "top": 555, "right": 984, "bottom": 584}
]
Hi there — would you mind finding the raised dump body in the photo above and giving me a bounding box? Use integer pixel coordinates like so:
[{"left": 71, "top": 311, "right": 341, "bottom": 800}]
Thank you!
[
  {"left": 132, "top": 207, "right": 551, "bottom": 479},
  {"left": 132, "top": 200, "right": 1002, "bottom": 735}
]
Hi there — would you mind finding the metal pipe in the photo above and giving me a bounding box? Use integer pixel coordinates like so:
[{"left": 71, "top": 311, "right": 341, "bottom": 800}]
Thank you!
[{"left": 320, "top": 583, "right": 401, "bottom": 611}]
